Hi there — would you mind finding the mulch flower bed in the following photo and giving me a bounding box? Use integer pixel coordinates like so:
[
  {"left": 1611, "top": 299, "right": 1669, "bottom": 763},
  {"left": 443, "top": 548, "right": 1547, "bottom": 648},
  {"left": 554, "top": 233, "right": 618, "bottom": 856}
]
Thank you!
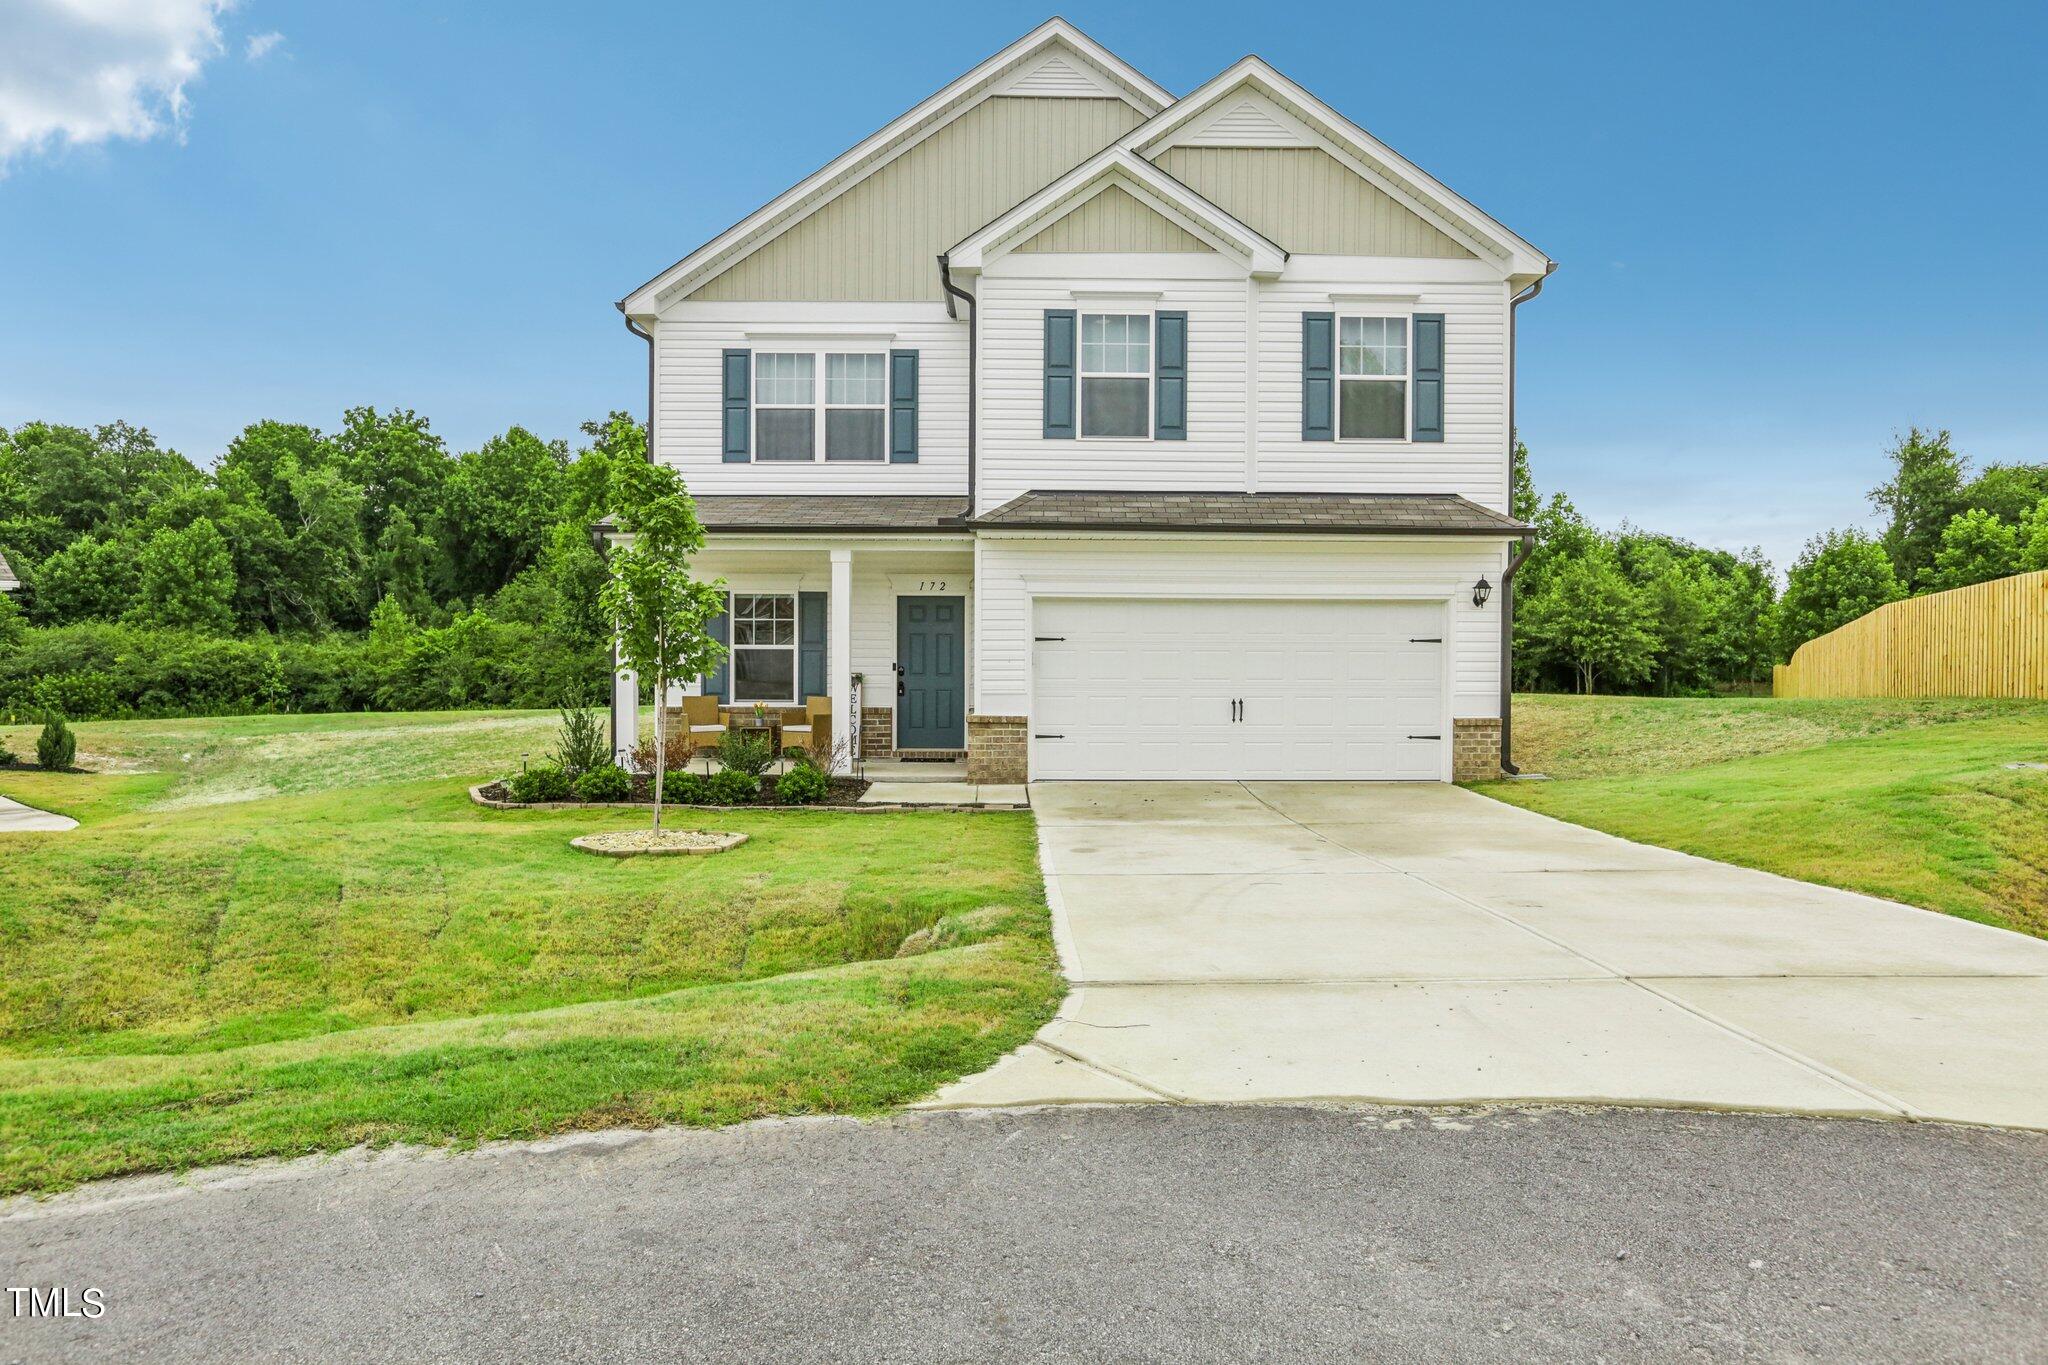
[{"left": 476, "top": 772, "right": 873, "bottom": 809}]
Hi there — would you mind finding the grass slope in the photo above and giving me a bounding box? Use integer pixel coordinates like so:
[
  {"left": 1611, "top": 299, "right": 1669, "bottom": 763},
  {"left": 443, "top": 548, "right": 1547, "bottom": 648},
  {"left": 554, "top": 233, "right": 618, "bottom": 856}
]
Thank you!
[
  {"left": 1485, "top": 696, "right": 2048, "bottom": 937},
  {"left": 0, "top": 712, "right": 1057, "bottom": 1196}
]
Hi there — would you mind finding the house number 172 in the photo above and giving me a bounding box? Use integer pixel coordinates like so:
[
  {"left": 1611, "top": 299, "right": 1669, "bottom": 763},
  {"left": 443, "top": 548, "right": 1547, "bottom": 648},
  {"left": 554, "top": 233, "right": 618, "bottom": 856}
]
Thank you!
[{"left": 917, "top": 580, "right": 948, "bottom": 591}]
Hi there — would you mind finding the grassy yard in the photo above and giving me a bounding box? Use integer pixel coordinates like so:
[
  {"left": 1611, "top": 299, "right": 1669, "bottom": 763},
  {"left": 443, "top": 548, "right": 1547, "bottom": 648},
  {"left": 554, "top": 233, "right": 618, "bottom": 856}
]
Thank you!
[
  {"left": 1483, "top": 695, "right": 2048, "bottom": 938},
  {"left": 0, "top": 711, "right": 1057, "bottom": 1196}
]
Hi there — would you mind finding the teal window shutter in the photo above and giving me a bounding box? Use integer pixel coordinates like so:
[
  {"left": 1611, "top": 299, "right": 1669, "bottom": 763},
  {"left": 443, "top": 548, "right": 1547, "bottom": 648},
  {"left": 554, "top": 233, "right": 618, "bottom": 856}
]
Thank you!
[
  {"left": 701, "top": 606, "right": 730, "bottom": 700},
  {"left": 721, "top": 349, "right": 750, "bottom": 462},
  {"left": 888, "top": 349, "right": 919, "bottom": 463},
  {"left": 1043, "top": 310, "right": 1076, "bottom": 439},
  {"left": 797, "top": 592, "right": 827, "bottom": 698},
  {"left": 1412, "top": 313, "right": 1445, "bottom": 442},
  {"left": 1302, "top": 313, "right": 1334, "bottom": 441},
  {"left": 1154, "top": 311, "right": 1187, "bottom": 440}
]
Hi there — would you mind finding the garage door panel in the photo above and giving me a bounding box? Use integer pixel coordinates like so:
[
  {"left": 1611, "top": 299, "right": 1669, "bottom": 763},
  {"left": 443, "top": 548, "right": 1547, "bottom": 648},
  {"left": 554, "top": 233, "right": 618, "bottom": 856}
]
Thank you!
[{"left": 1031, "top": 598, "right": 1448, "bottom": 782}]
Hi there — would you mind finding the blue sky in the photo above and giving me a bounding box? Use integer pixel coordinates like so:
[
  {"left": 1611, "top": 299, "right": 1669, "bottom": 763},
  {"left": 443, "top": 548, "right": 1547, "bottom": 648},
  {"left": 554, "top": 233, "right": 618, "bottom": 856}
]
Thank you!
[{"left": 2, "top": 0, "right": 2043, "bottom": 572}]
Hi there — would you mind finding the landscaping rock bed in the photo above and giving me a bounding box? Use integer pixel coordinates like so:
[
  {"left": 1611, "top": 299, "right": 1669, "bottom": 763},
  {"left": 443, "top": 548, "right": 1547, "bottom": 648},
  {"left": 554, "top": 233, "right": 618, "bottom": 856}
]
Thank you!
[
  {"left": 570, "top": 829, "right": 749, "bottom": 858},
  {"left": 475, "top": 772, "right": 872, "bottom": 809}
]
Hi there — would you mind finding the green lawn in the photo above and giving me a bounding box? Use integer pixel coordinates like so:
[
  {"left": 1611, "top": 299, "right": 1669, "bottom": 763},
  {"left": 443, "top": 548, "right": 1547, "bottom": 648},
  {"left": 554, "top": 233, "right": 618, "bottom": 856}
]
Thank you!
[
  {"left": 1482, "top": 695, "right": 2048, "bottom": 938},
  {"left": 0, "top": 711, "right": 1057, "bottom": 1196}
]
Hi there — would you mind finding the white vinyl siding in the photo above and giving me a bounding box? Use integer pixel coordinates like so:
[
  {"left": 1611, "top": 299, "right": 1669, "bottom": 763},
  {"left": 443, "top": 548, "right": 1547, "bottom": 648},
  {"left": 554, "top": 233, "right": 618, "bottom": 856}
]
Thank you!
[
  {"left": 651, "top": 302, "right": 966, "bottom": 495},
  {"left": 972, "top": 534, "right": 1507, "bottom": 724}
]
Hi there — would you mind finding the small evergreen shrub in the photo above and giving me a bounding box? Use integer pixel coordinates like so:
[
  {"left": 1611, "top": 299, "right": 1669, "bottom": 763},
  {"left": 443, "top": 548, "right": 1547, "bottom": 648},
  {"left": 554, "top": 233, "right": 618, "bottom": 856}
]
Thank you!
[
  {"left": 571, "top": 764, "right": 634, "bottom": 802},
  {"left": 507, "top": 764, "right": 573, "bottom": 802},
  {"left": 553, "top": 703, "right": 609, "bottom": 776},
  {"left": 36, "top": 713, "right": 77, "bottom": 771},
  {"left": 705, "top": 769, "right": 759, "bottom": 805},
  {"left": 714, "top": 729, "right": 775, "bottom": 778},
  {"left": 774, "top": 763, "right": 829, "bottom": 805},
  {"left": 665, "top": 771, "right": 710, "bottom": 805}
]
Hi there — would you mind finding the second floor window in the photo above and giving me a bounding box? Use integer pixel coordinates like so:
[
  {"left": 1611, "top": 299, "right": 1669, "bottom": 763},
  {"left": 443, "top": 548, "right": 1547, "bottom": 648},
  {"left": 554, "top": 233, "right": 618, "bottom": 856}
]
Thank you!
[
  {"left": 1338, "top": 316, "right": 1408, "bottom": 440},
  {"left": 753, "top": 351, "right": 887, "bottom": 461},
  {"left": 1080, "top": 313, "right": 1151, "bottom": 439}
]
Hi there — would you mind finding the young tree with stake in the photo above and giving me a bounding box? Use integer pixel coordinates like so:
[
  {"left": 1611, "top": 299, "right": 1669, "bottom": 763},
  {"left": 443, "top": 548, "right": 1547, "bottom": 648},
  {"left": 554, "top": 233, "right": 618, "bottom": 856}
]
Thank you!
[{"left": 597, "top": 456, "right": 726, "bottom": 833}]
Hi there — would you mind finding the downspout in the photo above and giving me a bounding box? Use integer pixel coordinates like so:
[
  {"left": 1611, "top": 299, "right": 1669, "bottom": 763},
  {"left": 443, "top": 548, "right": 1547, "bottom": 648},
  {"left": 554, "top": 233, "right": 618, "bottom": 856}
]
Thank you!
[
  {"left": 619, "top": 308, "right": 656, "bottom": 464},
  {"left": 1500, "top": 266, "right": 1554, "bottom": 776},
  {"left": 937, "top": 255, "right": 977, "bottom": 515},
  {"left": 608, "top": 306, "right": 657, "bottom": 760}
]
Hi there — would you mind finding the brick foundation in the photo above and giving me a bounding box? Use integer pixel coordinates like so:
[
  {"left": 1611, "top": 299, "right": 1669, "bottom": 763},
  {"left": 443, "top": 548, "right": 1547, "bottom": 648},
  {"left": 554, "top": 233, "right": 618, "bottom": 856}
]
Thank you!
[
  {"left": 1452, "top": 717, "right": 1503, "bottom": 783},
  {"left": 859, "top": 706, "right": 895, "bottom": 760},
  {"left": 966, "top": 714, "right": 1028, "bottom": 784}
]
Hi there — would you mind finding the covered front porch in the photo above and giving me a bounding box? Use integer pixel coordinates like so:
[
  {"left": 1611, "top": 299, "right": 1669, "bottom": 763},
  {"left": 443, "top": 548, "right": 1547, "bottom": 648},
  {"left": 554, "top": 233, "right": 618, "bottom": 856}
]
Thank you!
[{"left": 610, "top": 532, "right": 974, "bottom": 777}]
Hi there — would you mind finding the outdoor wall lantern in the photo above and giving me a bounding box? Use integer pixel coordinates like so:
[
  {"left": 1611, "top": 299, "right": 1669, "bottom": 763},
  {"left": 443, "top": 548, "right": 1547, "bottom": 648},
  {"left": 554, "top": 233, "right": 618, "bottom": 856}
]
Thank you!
[{"left": 1473, "top": 576, "right": 1493, "bottom": 608}]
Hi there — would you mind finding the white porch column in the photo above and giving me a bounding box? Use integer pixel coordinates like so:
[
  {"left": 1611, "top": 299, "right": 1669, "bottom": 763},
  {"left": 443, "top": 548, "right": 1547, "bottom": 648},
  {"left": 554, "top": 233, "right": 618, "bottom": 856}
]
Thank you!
[
  {"left": 829, "top": 548, "right": 853, "bottom": 776},
  {"left": 610, "top": 639, "right": 640, "bottom": 768}
]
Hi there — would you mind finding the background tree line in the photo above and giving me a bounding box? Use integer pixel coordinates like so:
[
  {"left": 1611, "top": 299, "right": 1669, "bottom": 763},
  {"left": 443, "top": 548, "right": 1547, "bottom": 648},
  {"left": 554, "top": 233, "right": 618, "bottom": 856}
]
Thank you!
[
  {"left": 0, "top": 411, "right": 647, "bottom": 720},
  {"left": 1512, "top": 430, "right": 2048, "bottom": 695}
]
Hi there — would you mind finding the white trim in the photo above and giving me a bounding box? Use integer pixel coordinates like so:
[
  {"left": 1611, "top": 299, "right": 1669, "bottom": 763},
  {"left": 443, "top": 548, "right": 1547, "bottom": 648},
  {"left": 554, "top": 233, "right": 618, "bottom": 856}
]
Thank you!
[
  {"left": 947, "top": 150, "right": 1289, "bottom": 277},
  {"left": 1069, "top": 290, "right": 1162, "bottom": 307},
  {"left": 1330, "top": 292, "right": 1420, "bottom": 307},
  {"left": 742, "top": 327, "right": 898, "bottom": 345},
  {"left": 618, "top": 20, "right": 1170, "bottom": 314},
  {"left": 1120, "top": 57, "right": 1552, "bottom": 280}
]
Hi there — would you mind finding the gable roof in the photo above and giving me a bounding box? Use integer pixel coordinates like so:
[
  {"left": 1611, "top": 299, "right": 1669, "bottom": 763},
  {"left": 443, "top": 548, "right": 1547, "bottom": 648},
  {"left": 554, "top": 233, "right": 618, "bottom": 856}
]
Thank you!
[
  {"left": 1122, "top": 57, "right": 1551, "bottom": 280},
  {"left": 618, "top": 19, "right": 1171, "bottom": 316},
  {"left": 946, "top": 147, "right": 1287, "bottom": 276}
]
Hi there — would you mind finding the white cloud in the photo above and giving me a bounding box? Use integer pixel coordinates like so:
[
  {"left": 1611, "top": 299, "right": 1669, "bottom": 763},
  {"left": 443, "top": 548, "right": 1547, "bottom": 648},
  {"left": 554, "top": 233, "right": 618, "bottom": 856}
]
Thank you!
[
  {"left": 244, "top": 29, "right": 282, "bottom": 61},
  {"left": 0, "top": 0, "right": 235, "bottom": 171}
]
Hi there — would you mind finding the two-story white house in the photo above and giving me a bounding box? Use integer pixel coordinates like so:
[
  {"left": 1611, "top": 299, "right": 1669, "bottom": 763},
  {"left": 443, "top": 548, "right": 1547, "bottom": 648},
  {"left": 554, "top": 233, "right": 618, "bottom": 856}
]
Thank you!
[{"left": 612, "top": 18, "right": 1552, "bottom": 784}]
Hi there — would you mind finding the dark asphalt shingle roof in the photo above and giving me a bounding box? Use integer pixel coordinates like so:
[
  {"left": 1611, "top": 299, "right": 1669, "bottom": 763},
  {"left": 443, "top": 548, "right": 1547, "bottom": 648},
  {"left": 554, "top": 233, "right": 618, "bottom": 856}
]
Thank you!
[
  {"left": 689, "top": 496, "right": 971, "bottom": 532},
  {"left": 972, "top": 491, "right": 1528, "bottom": 536}
]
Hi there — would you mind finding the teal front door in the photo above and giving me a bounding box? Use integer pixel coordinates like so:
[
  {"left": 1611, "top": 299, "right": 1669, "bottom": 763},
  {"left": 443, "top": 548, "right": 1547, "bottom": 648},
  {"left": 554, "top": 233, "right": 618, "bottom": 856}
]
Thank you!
[{"left": 895, "top": 596, "right": 965, "bottom": 749}]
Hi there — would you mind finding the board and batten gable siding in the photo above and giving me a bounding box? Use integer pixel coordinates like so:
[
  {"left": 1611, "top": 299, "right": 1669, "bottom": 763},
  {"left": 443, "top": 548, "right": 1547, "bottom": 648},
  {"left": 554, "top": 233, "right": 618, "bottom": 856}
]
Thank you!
[
  {"left": 687, "top": 97, "right": 1146, "bottom": 303},
  {"left": 652, "top": 303, "right": 967, "bottom": 495},
  {"left": 971, "top": 535, "right": 1506, "bottom": 719},
  {"left": 1015, "top": 185, "right": 1215, "bottom": 253},
  {"left": 974, "top": 261, "right": 1252, "bottom": 512},
  {"left": 1254, "top": 270, "right": 1510, "bottom": 509},
  {"left": 1152, "top": 146, "right": 1475, "bottom": 260}
]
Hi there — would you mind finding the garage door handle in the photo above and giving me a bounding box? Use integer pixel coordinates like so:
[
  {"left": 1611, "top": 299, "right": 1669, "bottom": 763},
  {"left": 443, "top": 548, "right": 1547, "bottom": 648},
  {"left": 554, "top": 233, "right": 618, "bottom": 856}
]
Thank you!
[
  {"left": 1409, "top": 637, "right": 1442, "bottom": 643},
  {"left": 1034, "top": 636, "right": 1065, "bottom": 642},
  {"left": 1034, "top": 733, "right": 1064, "bottom": 740},
  {"left": 1408, "top": 734, "right": 1442, "bottom": 740}
]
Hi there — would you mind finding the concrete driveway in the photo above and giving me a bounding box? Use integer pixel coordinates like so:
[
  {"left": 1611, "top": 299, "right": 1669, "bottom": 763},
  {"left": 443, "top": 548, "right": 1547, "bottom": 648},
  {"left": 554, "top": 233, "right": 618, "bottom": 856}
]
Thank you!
[{"left": 924, "top": 782, "right": 2048, "bottom": 1129}]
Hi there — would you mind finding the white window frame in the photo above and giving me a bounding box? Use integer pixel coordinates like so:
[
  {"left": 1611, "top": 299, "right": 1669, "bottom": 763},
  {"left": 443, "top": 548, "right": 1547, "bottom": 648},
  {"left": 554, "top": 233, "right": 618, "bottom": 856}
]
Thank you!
[
  {"left": 752, "top": 350, "right": 889, "bottom": 462},
  {"left": 1078, "top": 310, "right": 1153, "bottom": 441},
  {"left": 1336, "top": 313, "right": 1412, "bottom": 443},
  {"left": 728, "top": 591, "right": 799, "bottom": 704}
]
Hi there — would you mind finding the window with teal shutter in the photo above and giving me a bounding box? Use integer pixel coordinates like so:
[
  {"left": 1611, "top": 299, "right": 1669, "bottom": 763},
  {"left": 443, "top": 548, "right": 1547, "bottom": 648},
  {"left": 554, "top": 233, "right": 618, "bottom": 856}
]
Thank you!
[
  {"left": 721, "top": 349, "right": 750, "bottom": 461},
  {"left": 1412, "top": 313, "right": 1445, "bottom": 442},
  {"left": 701, "top": 607, "right": 730, "bottom": 700},
  {"left": 888, "top": 349, "right": 919, "bottom": 462},
  {"left": 1154, "top": 311, "right": 1187, "bottom": 440}
]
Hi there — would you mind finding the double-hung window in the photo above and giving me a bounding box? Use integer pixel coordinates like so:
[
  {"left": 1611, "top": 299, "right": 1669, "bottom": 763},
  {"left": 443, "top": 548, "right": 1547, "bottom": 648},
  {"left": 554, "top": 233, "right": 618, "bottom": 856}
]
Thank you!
[
  {"left": 1337, "top": 316, "right": 1409, "bottom": 440},
  {"left": 729, "top": 593, "right": 797, "bottom": 703},
  {"left": 1079, "top": 313, "right": 1151, "bottom": 439},
  {"left": 754, "top": 354, "right": 815, "bottom": 461},
  {"left": 753, "top": 351, "right": 887, "bottom": 461}
]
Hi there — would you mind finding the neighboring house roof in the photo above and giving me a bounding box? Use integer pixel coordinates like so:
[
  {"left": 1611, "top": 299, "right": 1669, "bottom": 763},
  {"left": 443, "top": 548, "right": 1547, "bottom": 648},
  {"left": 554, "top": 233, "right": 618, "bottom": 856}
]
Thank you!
[
  {"left": 945, "top": 147, "right": 1288, "bottom": 276},
  {"left": 1120, "top": 57, "right": 1552, "bottom": 280},
  {"left": 0, "top": 550, "right": 17, "bottom": 592},
  {"left": 690, "top": 496, "right": 972, "bottom": 533},
  {"left": 972, "top": 491, "right": 1528, "bottom": 536},
  {"left": 617, "top": 19, "right": 1170, "bottom": 315}
]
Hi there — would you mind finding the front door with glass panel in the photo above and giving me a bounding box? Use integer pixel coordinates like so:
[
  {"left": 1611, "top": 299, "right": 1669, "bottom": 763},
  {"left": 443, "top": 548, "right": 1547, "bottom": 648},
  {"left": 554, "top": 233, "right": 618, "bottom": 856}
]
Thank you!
[{"left": 895, "top": 597, "right": 965, "bottom": 750}]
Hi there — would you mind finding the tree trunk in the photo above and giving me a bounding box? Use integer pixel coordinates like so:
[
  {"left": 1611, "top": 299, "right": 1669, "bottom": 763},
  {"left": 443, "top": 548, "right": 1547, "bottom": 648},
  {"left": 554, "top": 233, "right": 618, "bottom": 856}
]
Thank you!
[{"left": 651, "top": 671, "right": 667, "bottom": 836}]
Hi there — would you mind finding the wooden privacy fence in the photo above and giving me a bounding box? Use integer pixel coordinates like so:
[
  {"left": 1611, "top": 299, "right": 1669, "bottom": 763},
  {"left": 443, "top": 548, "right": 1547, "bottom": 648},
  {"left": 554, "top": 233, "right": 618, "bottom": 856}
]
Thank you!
[{"left": 1774, "top": 569, "right": 2048, "bottom": 699}]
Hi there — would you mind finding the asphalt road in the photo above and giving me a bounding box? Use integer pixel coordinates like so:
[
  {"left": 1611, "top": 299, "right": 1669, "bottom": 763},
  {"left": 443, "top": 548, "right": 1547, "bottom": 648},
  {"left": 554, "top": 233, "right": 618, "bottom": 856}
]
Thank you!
[{"left": 4, "top": 1105, "right": 2044, "bottom": 1362}]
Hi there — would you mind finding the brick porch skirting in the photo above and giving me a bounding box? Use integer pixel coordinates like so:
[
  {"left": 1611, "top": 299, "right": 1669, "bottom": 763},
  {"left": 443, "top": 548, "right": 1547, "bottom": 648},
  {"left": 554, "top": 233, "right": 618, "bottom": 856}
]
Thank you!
[
  {"left": 859, "top": 706, "right": 895, "bottom": 760},
  {"left": 966, "top": 715, "right": 1028, "bottom": 784},
  {"left": 1452, "top": 716, "right": 1502, "bottom": 783}
]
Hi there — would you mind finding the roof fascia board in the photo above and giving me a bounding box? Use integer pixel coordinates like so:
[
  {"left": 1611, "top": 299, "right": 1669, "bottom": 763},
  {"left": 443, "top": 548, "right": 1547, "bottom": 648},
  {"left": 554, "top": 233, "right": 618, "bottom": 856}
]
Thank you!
[
  {"left": 950, "top": 149, "right": 1286, "bottom": 276},
  {"left": 619, "top": 20, "right": 1172, "bottom": 315},
  {"left": 1123, "top": 57, "right": 1551, "bottom": 276}
]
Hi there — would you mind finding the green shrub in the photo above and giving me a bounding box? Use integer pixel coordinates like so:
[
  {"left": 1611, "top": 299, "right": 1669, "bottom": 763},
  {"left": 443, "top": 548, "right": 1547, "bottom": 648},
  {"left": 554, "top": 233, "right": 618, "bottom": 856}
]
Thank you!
[
  {"left": 665, "top": 771, "right": 710, "bottom": 805},
  {"left": 506, "top": 764, "right": 573, "bottom": 803},
  {"left": 714, "top": 728, "right": 775, "bottom": 778},
  {"left": 553, "top": 702, "right": 609, "bottom": 775},
  {"left": 705, "top": 769, "right": 759, "bottom": 805},
  {"left": 774, "top": 763, "right": 828, "bottom": 805},
  {"left": 0, "top": 741, "right": 16, "bottom": 767},
  {"left": 571, "top": 764, "right": 634, "bottom": 802},
  {"left": 36, "top": 712, "right": 77, "bottom": 771}
]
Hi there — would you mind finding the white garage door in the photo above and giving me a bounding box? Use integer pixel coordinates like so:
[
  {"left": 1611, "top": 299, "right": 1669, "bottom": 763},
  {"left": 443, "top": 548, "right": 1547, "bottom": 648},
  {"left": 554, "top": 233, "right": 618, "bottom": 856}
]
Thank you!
[{"left": 1031, "top": 598, "right": 1448, "bottom": 781}]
